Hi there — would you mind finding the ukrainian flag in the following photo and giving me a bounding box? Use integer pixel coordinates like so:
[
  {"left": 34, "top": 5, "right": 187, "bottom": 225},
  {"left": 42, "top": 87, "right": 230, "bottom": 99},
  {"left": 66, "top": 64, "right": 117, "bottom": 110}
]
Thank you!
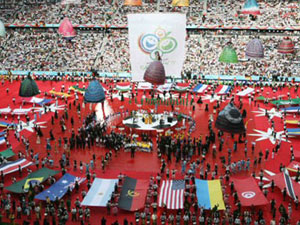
[{"left": 195, "top": 179, "right": 225, "bottom": 210}]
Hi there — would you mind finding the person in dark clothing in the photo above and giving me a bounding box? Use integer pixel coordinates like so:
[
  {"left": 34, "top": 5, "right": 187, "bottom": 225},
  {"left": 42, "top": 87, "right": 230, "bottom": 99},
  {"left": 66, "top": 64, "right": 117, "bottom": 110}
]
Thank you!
[{"left": 101, "top": 216, "right": 107, "bottom": 225}]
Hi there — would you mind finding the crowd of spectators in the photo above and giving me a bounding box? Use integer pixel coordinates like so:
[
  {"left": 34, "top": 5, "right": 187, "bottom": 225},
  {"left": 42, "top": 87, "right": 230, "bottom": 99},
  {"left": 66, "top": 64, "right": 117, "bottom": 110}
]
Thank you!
[
  {"left": 0, "top": 0, "right": 299, "bottom": 28},
  {"left": 0, "top": 28, "right": 299, "bottom": 78}
]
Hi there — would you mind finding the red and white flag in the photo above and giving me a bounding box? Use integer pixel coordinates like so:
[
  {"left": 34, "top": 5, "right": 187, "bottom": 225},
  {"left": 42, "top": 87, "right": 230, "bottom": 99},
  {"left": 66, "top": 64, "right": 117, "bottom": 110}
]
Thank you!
[
  {"left": 158, "top": 180, "right": 185, "bottom": 209},
  {"left": 0, "top": 158, "right": 32, "bottom": 175},
  {"left": 174, "top": 83, "right": 190, "bottom": 92},
  {"left": 116, "top": 82, "right": 131, "bottom": 92},
  {"left": 231, "top": 177, "right": 268, "bottom": 206},
  {"left": 287, "top": 161, "right": 300, "bottom": 173}
]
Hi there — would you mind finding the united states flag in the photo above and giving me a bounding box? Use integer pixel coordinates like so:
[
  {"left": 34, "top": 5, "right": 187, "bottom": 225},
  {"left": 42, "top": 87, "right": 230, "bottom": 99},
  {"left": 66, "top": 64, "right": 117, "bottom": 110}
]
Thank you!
[{"left": 158, "top": 180, "right": 185, "bottom": 209}]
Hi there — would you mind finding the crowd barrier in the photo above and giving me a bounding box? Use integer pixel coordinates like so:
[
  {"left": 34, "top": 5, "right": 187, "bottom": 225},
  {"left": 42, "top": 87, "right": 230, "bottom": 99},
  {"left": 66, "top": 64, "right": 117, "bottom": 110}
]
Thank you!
[{"left": 1, "top": 70, "right": 300, "bottom": 82}]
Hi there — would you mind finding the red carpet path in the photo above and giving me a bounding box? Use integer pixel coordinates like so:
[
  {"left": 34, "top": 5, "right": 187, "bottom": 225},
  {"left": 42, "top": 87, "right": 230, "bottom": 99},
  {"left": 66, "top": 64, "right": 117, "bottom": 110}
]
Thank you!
[{"left": 0, "top": 78, "right": 299, "bottom": 224}]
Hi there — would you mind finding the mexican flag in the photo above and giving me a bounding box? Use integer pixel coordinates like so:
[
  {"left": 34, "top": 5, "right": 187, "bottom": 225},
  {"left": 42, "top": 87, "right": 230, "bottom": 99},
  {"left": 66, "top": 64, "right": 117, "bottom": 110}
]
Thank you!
[
  {"left": 116, "top": 82, "right": 131, "bottom": 92},
  {"left": 174, "top": 83, "right": 190, "bottom": 92}
]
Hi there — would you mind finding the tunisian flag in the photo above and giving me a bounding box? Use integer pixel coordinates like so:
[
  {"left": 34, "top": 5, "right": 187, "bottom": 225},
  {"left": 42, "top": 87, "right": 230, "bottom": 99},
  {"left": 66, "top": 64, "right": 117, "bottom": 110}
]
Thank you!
[{"left": 231, "top": 177, "right": 268, "bottom": 206}]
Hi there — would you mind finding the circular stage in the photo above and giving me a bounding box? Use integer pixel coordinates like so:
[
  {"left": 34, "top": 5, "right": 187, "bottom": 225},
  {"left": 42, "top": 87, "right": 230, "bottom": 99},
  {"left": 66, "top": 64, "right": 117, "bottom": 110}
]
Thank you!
[{"left": 123, "top": 111, "right": 178, "bottom": 131}]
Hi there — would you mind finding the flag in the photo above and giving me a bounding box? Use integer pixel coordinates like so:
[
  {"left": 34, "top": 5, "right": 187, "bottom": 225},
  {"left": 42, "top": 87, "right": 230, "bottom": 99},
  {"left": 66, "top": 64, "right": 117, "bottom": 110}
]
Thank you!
[
  {"left": 287, "top": 128, "right": 300, "bottom": 136},
  {"left": 5, "top": 167, "right": 60, "bottom": 193},
  {"left": 158, "top": 180, "right": 184, "bottom": 209},
  {"left": 287, "top": 161, "right": 300, "bottom": 173},
  {"left": 128, "top": 13, "right": 186, "bottom": 81},
  {"left": 70, "top": 86, "right": 85, "bottom": 94},
  {"left": 118, "top": 176, "right": 149, "bottom": 211},
  {"left": 236, "top": 87, "right": 254, "bottom": 97},
  {"left": 137, "top": 82, "right": 153, "bottom": 90},
  {"left": 0, "top": 121, "right": 15, "bottom": 128},
  {"left": 272, "top": 98, "right": 300, "bottom": 106},
  {"left": 12, "top": 108, "right": 32, "bottom": 115},
  {"left": 216, "top": 85, "right": 231, "bottom": 95},
  {"left": 35, "top": 173, "right": 85, "bottom": 201},
  {"left": 174, "top": 83, "right": 190, "bottom": 92},
  {"left": 0, "top": 107, "right": 12, "bottom": 114},
  {"left": 116, "top": 82, "right": 131, "bottom": 92},
  {"left": 49, "top": 90, "right": 71, "bottom": 98},
  {"left": 172, "top": 0, "right": 189, "bottom": 7},
  {"left": 195, "top": 179, "right": 225, "bottom": 210},
  {"left": 273, "top": 169, "right": 300, "bottom": 200},
  {"left": 24, "top": 177, "right": 44, "bottom": 190},
  {"left": 0, "top": 158, "right": 32, "bottom": 176},
  {"left": 0, "top": 136, "right": 5, "bottom": 145},
  {"left": 23, "top": 97, "right": 52, "bottom": 105},
  {"left": 231, "top": 177, "right": 268, "bottom": 206},
  {"left": 157, "top": 83, "right": 173, "bottom": 93},
  {"left": 0, "top": 148, "right": 15, "bottom": 159},
  {"left": 193, "top": 84, "right": 208, "bottom": 94},
  {"left": 281, "top": 106, "right": 300, "bottom": 113},
  {"left": 81, "top": 178, "right": 118, "bottom": 207}
]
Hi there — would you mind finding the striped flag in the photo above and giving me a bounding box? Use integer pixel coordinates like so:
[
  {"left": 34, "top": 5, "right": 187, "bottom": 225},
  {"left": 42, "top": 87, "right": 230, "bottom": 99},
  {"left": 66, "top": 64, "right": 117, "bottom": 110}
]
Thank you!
[
  {"left": 193, "top": 84, "right": 208, "bottom": 94},
  {"left": 283, "top": 169, "right": 297, "bottom": 200},
  {"left": 216, "top": 85, "right": 231, "bottom": 95},
  {"left": 116, "top": 82, "right": 131, "bottom": 92},
  {"left": 81, "top": 178, "right": 118, "bottom": 207},
  {"left": 174, "top": 83, "right": 190, "bottom": 92},
  {"left": 158, "top": 180, "right": 185, "bottom": 209},
  {"left": 0, "top": 158, "right": 32, "bottom": 175}
]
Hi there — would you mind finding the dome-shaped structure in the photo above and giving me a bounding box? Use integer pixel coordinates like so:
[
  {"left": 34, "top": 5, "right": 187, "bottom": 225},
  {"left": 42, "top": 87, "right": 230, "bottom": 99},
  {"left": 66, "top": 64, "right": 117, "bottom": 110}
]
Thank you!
[
  {"left": 245, "top": 38, "right": 264, "bottom": 59},
  {"left": 58, "top": 17, "right": 76, "bottom": 40},
  {"left": 0, "top": 20, "right": 5, "bottom": 37},
  {"left": 219, "top": 45, "right": 239, "bottom": 63},
  {"left": 124, "top": 0, "right": 142, "bottom": 6},
  {"left": 242, "top": 0, "right": 261, "bottom": 15},
  {"left": 144, "top": 61, "right": 166, "bottom": 85},
  {"left": 19, "top": 75, "right": 40, "bottom": 97},
  {"left": 84, "top": 80, "right": 105, "bottom": 103},
  {"left": 215, "top": 103, "right": 245, "bottom": 134},
  {"left": 278, "top": 37, "right": 294, "bottom": 54}
]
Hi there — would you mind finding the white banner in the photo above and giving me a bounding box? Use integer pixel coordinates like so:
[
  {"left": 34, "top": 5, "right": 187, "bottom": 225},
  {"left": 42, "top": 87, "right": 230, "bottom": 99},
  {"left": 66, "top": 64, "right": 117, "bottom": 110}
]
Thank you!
[{"left": 128, "top": 13, "right": 186, "bottom": 82}]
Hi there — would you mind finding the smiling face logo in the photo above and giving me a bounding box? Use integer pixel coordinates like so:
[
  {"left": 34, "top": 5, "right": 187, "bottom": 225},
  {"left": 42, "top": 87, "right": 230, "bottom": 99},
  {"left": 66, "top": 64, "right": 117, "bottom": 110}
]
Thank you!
[{"left": 138, "top": 28, "right": 177, "bottom": 60}]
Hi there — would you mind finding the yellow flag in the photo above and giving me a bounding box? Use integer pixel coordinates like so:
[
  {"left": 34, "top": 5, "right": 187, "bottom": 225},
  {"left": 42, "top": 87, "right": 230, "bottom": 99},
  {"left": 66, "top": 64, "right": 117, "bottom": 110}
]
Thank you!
[
  {"left": 124, "top": 0, "right": 142, "bottom": 6},
  {"left": 172, "top": 0, "right": 189, "bottom": 7}
]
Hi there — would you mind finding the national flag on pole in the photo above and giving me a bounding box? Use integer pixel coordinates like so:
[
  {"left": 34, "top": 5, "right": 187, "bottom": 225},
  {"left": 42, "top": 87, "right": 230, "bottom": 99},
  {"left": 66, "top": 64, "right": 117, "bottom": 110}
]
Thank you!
[
  {"left": 35, "top": 173, "right": 85, "bottom": 201},
  {"left": 195, "top": 179, "right": 225, "bottom": 210},
  {"left": 157, "top": 83, "right": 173, "bottom": 93},
  {"left": 118, "top": 176, "right": 149, "bottom": 211},
  {"left": 230, "top": 177, "right": 268, "bottom": 206},
  {"left": 174, "top": 83, "right": 190, "bottom": 92},
  {"left": 137, "top": 82, "right": 153, "bottom": 90},
  {"left": 0, "top": 158, "right": 32, "bottom": 176},
  {"left": 215, "top": 85, "right": 231, "bottom": 95},
  {"left": 158, "top": 180, "right": 185, "bottom": 209},
  {"left": 287, "top": 161, "right": 300, "bottom": 173},
  {"left": 236, "top": 87, "right": 254, "bottom": 97},
  {"left": 193, "top": 84, "right": 208, "bottom": 94},
  {"left": 116, "top": 82, "right": 131, "bottom": 92},
  {"left": 23, "top": 97, "right": 52, "bottom": 105},
  {"left": 81, "top": 178, "right": 118, "bottom": 207},
  {"left": 273, "top": 169, "right": 300, "bottom": 200}
]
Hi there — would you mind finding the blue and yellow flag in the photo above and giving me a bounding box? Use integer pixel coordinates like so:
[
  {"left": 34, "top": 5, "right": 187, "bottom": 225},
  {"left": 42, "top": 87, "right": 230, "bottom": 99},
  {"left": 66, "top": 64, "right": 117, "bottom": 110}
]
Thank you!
[
  {"left": 172, "top": 0, "right": 189, "bottom": 7},
  {"left": 24, "top": 177, "right": 44, "bottom": 190},
  {"left": 195, "top": 179, "right": 225, "bottom": 210}
]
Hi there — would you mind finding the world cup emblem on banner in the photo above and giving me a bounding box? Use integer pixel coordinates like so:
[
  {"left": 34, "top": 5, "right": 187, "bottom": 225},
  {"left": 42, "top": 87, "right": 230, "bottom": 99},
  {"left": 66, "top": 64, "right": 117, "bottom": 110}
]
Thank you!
[{"left": 138, "top": 28, "right": 178, "bottom": 60}]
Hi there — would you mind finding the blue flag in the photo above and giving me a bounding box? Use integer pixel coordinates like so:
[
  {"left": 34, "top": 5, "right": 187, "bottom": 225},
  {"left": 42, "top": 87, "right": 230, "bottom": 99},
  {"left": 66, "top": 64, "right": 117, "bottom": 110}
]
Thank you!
[{"left": 35, "top": 173, "right": 85, "bottom": 201}]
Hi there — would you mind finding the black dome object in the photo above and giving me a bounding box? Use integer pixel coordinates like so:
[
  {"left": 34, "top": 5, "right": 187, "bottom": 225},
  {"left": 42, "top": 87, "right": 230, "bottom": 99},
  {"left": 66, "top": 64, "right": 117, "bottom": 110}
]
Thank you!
[
  {"left": 215, "top": 103, "right": 245, "bottom": 134},
  {"left": 19, "top": 75, "right": 40, "bottom": 97}
]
